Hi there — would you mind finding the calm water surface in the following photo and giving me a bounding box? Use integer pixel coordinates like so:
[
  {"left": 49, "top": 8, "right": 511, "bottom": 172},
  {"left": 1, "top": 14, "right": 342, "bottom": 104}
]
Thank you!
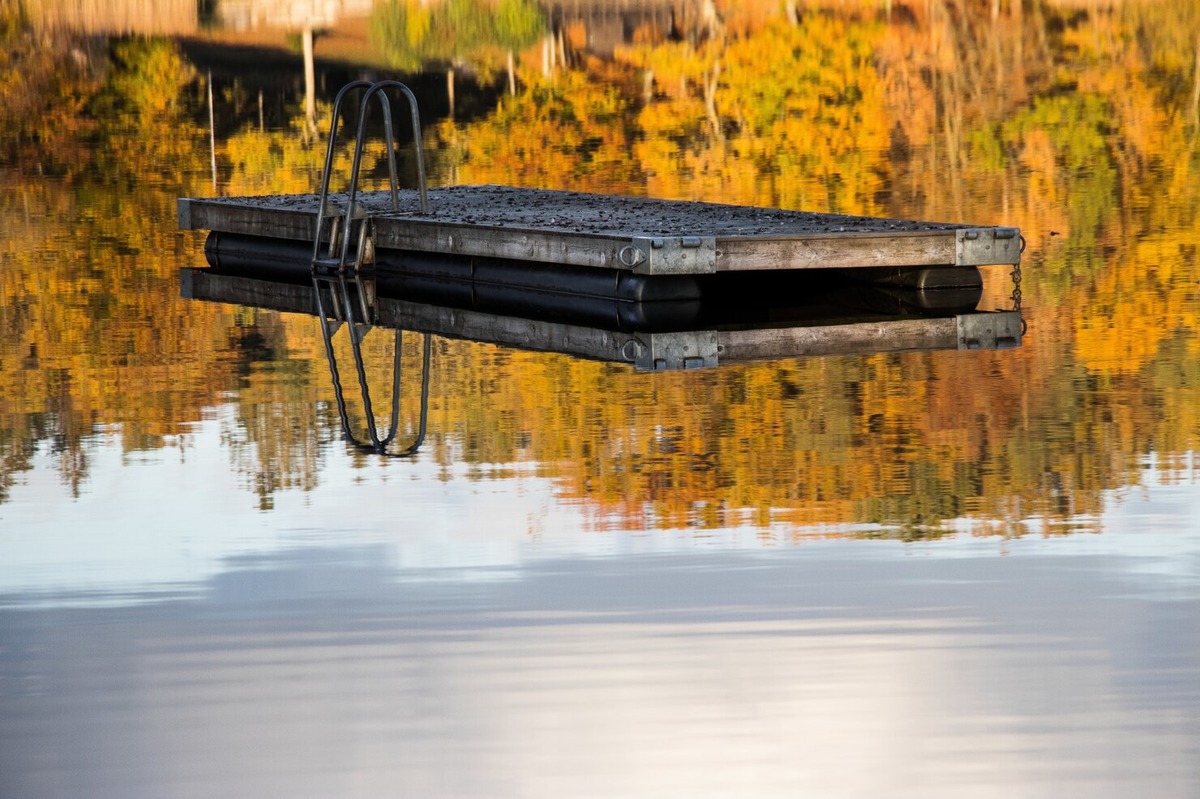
[{"left": 2, "top": 2, "right": 1200, "bottom": 796}]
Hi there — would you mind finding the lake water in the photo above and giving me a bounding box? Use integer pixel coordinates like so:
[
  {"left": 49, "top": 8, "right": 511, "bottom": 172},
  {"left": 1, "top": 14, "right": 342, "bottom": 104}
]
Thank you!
[{"left": 2, "top": 2, "right": 1199, "bottom": 796}]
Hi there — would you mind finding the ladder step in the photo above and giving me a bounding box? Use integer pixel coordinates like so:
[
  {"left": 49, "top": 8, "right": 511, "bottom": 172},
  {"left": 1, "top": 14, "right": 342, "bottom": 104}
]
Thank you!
[
  {"left": 312, "top": 259, "right": 373, "bottom": 274},
  {"left": 322, "top": 203, "right": 368, "bottom": 219}
]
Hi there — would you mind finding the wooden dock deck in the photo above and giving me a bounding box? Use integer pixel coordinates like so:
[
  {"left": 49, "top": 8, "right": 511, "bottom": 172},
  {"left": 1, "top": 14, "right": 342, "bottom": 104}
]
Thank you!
[{"left": 178, "top": 185, "right": 1022, "bottom": 275}]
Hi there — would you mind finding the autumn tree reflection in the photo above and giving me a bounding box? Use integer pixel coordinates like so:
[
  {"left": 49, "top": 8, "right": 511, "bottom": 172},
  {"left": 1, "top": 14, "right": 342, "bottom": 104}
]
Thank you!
[{"left": 2, "top": 0, "right": 1199, "bottom": 536}]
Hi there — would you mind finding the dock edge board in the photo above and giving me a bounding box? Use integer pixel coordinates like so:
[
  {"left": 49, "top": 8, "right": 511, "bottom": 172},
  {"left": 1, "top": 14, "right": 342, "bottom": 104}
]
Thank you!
[{"left": 178, "top": 190, "right": 1023, "bottom": 273}]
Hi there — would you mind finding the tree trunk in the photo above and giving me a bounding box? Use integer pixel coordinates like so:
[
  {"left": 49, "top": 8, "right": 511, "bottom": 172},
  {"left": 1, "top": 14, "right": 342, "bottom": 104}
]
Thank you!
[
  {"left": 1191, "top": 34, "right": 1200, "bottom": 134},
  {"left": 303, "top": 25, "right": 316, "bottom": 133}
]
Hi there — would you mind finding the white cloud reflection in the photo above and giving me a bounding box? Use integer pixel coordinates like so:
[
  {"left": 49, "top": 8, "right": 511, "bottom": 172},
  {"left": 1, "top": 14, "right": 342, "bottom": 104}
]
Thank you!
[
  {"left": 2, "top": 409, "right": 1199, "bottom": 606},
  {"left": 2, "top": 408, "right": 1199, "bottom": 796},
  {"left": 2, "top": 545, "right": 1198, "bottom": 797}
]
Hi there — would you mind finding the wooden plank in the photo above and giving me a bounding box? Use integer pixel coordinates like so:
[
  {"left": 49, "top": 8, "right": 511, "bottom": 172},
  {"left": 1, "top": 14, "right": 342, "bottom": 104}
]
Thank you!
[
  {"left": 379, "top": 300, "right": 630, "bottom": 364},
  {"left": 717, "top": 232, "right": 960, "bottom": 271},
  {"left": 717, "top": 317, "right": 960, "bottom": 361},
  {"left": 179, "top": 198, "right": 316, "bottom": 241},
  {"left": 180, "top": 268, "right": 315, "bottom": 314},
  {"left": 372, "top": 221, "right": 626, "bottom": 271}
]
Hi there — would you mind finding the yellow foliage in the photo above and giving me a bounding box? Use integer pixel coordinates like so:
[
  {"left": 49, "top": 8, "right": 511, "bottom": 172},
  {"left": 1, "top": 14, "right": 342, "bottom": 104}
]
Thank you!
[{"left": 4, "top": 2, "right": 1200, "bottom": 535}]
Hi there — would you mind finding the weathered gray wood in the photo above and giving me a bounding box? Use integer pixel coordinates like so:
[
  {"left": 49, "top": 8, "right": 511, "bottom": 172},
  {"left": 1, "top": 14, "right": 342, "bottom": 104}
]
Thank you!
[
  {"left": 178, "top": 186, "right": 1022, "bottom": 273},
  {"left": 180, "top": 268, "right": 316, "bottom": 314},
  {"left": 717, "top": 233, "right": 959, "bottom": 270},
  {"left": 717, "top": 318, "right": 960, "bottom": 361},
  {"left": 380, "top": 301, "right": 631, "bottom": 364},
  {"left": 372, "top": 222, "right": 626, "bottom": 271},
  {"left": 180, "top": 198, "right": 317, "bottom": 242}
]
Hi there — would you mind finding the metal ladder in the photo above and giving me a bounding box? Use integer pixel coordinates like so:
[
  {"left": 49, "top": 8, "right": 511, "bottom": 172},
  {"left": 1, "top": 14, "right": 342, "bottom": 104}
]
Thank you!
[
  {"left": 311, "top": 79, "right": 429, "bottom": 280},
  {"left": 311, "top": 80, "right": 432, "bottom": 457}
]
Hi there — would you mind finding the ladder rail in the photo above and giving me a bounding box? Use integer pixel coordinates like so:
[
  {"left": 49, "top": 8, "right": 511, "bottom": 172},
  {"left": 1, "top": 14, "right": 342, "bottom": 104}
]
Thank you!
[
  {"left": 311, "top": 79, "right": 374, "bottom": 269},
  {"left": 309, "top": 79, "right": 430, "bottom": 275},
  {"left": 360, "top": 79, "right": 428, "bottom": 214},
  {"left": 340, "top": 80, "right": 429, "bottom": 273},
  {"left": 310, "top": 80, "right": 433, "bottom": 457},
  {"left": 313, "top": 273, "right": 430, "bottom": 457}
]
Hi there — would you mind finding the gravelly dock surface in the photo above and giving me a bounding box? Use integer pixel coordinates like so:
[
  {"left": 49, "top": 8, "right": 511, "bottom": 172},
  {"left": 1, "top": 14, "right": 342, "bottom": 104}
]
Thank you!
[{"left": 197, "top": 185, "right": 971, "bottom": 238}]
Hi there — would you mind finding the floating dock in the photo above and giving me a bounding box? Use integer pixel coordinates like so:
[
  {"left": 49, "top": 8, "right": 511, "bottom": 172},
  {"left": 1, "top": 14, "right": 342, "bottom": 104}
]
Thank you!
[{"left": 179, "top": 185, "right": 1023, "bottom": 276}]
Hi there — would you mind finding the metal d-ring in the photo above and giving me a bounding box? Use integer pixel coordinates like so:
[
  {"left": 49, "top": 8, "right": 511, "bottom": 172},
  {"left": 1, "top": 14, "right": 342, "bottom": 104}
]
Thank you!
[{"left": 618, "top": 244, "right": 646, "bottom": 268}]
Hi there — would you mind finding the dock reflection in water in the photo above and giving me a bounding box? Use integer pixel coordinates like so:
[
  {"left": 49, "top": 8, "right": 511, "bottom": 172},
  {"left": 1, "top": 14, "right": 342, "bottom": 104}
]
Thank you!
[{"left": 181, "top": 252, "right": 1022, "bottom": 456}]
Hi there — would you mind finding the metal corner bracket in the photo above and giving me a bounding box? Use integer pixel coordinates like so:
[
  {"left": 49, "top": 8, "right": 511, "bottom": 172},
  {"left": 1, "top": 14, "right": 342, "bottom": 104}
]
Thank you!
[
  {"left": 627, "top": 235, "right": 718, "bottom": 275},
  {"left": 955, "top": 227, "right": 1021, "bottom": 266},
  {"left": 957, "top": 311, "right": 1023, "bottom": 350},
  {"left": 626, "top": 331, "right": 719, "bottom": 371}
]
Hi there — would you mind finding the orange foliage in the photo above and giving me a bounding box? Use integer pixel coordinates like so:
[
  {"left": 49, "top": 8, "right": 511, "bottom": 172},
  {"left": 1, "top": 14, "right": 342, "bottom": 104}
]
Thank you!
[{"left": 4, "top": 2, "right": 1200, "bottom": 536}]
